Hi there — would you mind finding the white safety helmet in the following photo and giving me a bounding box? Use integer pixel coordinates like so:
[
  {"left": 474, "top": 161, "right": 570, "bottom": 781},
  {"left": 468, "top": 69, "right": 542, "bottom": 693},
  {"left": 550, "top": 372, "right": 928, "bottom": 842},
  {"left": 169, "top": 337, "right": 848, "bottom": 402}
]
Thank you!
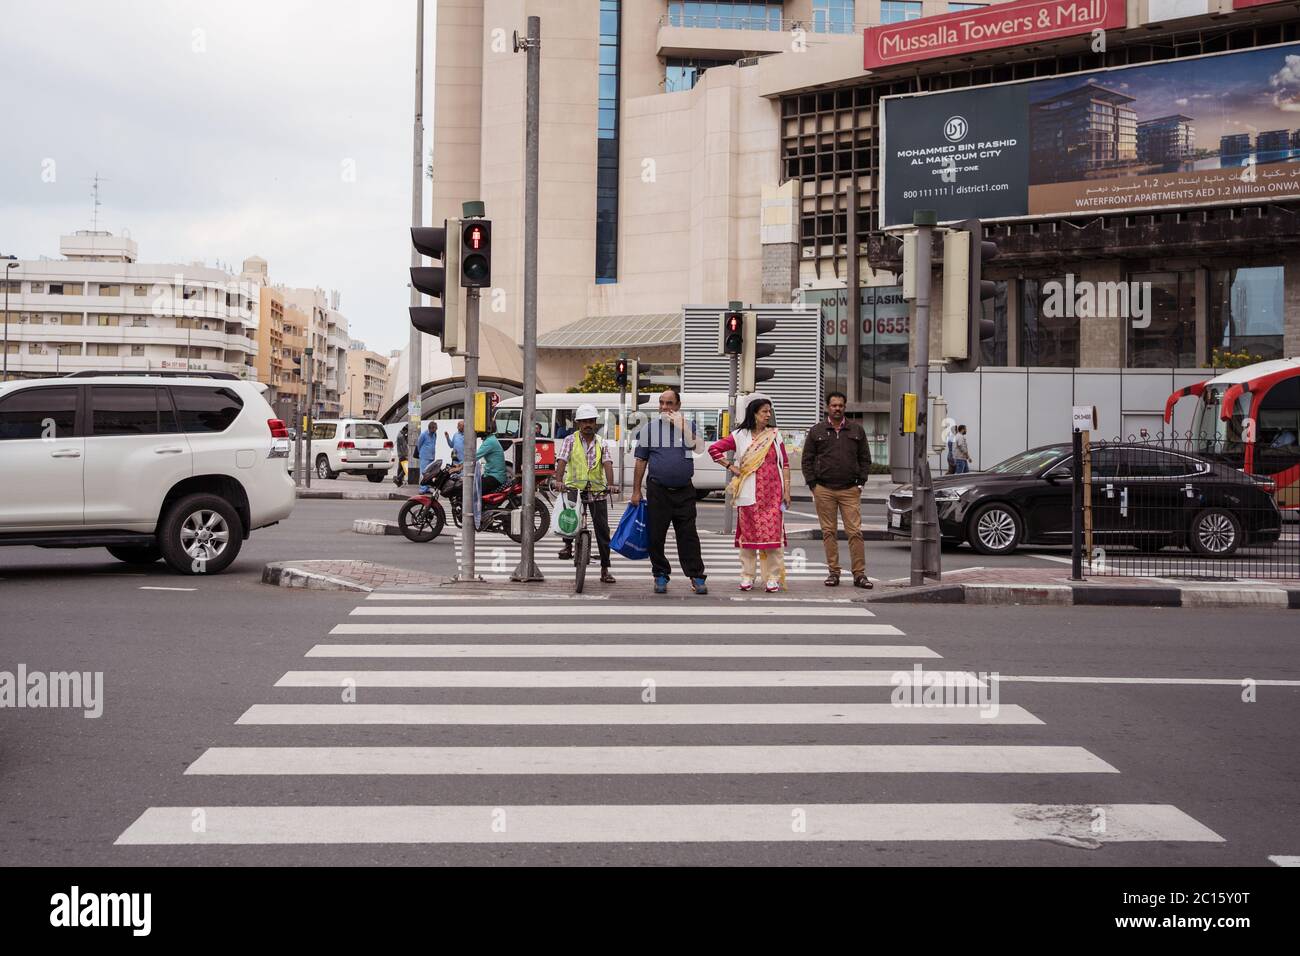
[{"left": 575, "top": 403, "right": 599, "bottom": 422}]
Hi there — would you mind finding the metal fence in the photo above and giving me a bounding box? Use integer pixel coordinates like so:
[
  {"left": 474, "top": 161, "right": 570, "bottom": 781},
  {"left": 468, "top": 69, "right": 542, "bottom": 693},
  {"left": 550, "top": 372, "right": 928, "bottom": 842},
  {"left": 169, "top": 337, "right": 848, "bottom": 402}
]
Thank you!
[{"left": 1071, "top": 434, "right": 1299, "bottom": 581}]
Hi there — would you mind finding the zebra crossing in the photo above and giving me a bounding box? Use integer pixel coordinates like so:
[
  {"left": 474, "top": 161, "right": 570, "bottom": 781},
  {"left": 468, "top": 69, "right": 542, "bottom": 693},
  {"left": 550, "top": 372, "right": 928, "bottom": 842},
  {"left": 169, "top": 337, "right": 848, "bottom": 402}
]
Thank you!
[
  {"left": 116, "top": 595, "right": 1222, "bottom": 851},
  {"left": 454, "top": 508, "right": 845, "bottom": 583}
]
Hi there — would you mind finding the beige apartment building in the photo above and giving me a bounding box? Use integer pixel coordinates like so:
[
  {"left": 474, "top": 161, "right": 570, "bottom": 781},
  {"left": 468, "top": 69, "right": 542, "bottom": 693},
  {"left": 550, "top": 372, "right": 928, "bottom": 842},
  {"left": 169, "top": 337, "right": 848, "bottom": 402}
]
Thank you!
[{"left": 340, "top": 342, "right": 391, "bottom": 420}]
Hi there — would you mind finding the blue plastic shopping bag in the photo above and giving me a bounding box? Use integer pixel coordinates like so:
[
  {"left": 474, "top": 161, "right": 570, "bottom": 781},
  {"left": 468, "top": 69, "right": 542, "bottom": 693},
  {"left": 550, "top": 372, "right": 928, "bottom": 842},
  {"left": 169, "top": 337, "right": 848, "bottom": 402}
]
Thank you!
[{"left": 611, "top": 500, "right": 649, "bottom": 560}]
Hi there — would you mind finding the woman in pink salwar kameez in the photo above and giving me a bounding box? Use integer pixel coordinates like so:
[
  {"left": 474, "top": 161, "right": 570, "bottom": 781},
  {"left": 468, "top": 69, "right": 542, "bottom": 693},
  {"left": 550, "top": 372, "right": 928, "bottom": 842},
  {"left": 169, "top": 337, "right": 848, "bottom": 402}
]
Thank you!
[{"left": 708, "top": 395, "right": 791, "bottom": 592}]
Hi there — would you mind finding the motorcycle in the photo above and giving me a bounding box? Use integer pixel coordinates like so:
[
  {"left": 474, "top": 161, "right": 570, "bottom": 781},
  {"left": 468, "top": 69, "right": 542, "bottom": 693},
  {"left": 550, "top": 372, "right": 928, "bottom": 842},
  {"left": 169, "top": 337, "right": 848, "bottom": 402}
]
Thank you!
[{"left": 398, "top": 460, "right": 552, "bottom": 544}]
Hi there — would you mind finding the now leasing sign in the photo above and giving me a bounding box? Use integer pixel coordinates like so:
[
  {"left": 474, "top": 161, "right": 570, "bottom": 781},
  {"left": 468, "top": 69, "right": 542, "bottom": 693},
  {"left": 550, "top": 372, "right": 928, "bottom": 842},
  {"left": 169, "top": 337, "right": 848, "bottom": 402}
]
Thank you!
[{"left": 863, "top": 0, "right": 1125, "bottom": 71}]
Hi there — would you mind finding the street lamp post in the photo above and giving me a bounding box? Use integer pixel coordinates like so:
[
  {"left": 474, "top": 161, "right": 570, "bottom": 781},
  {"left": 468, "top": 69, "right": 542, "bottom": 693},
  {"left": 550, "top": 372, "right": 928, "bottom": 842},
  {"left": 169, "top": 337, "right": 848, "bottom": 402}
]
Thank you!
[
  {"left": 304, "top": 345, "right": 315, "bottom": 488},
  {"left": 348, "top": 374, "right": 356, "bottom": 418},
  {"left": 3, "top": 258, "right": 18, "bottom": 381}
]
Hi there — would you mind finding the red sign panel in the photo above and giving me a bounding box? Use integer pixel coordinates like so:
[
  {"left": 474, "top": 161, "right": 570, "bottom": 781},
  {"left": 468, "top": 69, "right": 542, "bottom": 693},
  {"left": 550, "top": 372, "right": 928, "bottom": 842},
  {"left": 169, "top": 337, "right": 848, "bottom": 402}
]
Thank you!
[{"left": 864, "top": 0, "right": 1125, "bottom": 71}]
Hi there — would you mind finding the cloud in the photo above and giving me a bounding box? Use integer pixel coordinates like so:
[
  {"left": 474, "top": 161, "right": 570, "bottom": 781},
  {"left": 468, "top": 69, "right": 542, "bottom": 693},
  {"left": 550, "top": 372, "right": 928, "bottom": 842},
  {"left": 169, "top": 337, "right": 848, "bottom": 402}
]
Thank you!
[
  {"left": 1175, "top": 98, "right": 1188, "bottom": 106},
  {"left": 1270, "top": 53, "right": 1300, "bottom": 112}
]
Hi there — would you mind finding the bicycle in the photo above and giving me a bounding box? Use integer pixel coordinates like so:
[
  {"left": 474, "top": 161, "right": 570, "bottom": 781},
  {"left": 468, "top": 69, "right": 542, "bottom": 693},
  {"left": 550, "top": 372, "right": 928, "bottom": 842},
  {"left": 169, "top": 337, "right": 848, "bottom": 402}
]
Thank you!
[{"left": 554, "top": 478, "right": 613, "bottom": 594}]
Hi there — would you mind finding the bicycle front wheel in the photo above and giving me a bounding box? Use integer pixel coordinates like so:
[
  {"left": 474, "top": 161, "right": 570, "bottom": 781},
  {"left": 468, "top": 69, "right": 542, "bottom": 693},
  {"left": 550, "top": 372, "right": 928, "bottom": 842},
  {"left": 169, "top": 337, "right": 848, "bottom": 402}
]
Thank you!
[{"left": 574, "top": 529, "right": 591, "bottom": 593}]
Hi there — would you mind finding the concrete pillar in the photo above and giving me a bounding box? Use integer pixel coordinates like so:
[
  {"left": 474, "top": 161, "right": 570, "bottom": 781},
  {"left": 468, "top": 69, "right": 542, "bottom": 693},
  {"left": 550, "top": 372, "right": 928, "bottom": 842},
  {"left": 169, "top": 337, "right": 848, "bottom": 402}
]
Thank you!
[
  {"left": 1285, "top": 254, "right": 1300, "bottom": 359},
  {"left": 1078, "top": 260, "right": 1124, "bottom": 368}
]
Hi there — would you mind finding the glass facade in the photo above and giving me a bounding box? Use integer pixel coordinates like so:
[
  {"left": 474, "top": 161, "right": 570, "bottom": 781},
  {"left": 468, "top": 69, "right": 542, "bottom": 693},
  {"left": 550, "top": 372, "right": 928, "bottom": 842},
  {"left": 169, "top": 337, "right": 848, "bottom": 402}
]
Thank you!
[
  {"left": 880, "top": 2, "right": 922, "bottom": 24},
  {"left": 949, "top": 3, "right": 986, "bottom": 9},
  {"left": 597, "top": 0, "right": 620, "bottom": 283},
  {"left": 666, "top": 1, "right": 784, "bottom": 30},
  {"left": 812, "top": 0, "right": 855, "bottom": 34},
  {"left": 806, "top": 285, "right": 910, "bottom": 405},
  {"left": 664, "top": 57, "right": 734, "bottom": 92},
  {"left": 1020, "top": 278, "right": 1081, "bottom": 367},
  {"left": 1126, "top": 271, "right": 1196, "bottom": 368},
  {"left": 979, "top": 281, "right": 1009, "bottom": 367},
  {"left": 1208, "top": 266, "right": 1285, "bottom": 362}
]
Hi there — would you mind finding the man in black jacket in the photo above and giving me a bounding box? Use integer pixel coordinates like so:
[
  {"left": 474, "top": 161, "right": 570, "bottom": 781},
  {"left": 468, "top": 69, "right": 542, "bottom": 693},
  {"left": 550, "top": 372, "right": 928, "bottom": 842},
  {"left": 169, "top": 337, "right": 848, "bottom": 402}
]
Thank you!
[{"left": 801, "top": 391, "right": 872, "bottom": 588}]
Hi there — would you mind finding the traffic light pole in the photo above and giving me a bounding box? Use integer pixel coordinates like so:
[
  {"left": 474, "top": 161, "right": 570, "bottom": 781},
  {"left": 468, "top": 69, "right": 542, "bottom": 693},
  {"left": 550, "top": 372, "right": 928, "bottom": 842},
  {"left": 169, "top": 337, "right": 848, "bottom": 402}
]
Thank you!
[
  {"left": 723, "top": 352, "right": 738, "bottom": 536},
  {"left": 511, "top": 14, "right": 543, "bottom": 583},
  {"left": 458, "top": 287, "right": 483, "bottom": 583},
  {"left": 909, "top": 212, "right": 940, "bottom": 586},
  {"left": 406, "top": 0, "right": 425, "bottom": 485}
]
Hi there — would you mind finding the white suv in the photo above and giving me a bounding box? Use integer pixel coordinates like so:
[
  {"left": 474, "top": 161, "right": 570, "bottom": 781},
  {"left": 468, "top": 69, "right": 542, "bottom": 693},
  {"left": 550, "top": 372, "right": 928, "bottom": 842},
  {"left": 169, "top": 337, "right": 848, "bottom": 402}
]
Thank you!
[
  {"left": 0, "top": 372, "right": 296, "bottom": 575},
  {"left": 306, "top": 419, "right": 395, "bottom": 481}
]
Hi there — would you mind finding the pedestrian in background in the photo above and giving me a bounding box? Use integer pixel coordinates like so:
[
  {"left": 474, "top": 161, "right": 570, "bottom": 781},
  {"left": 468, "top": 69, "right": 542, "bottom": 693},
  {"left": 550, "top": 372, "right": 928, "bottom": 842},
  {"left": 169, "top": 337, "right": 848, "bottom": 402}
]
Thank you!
[
  {"left": 630, "top": 387, "right": 707, "bottom": 595},
  {"left": 708, "top": 394, "right": 790, "bottom": 593},
  {"left": 953, "top": 424, "right": 971, "bottom": 474},
  {"left": 416, "top": 420, "right": 438, "bottom": 492},
  {"left": 394, "top": 424, "right": 410, "bottom": 486},
  {"left": 446, "top": 419, "right": 465, "bottom": 465},
  {"left": 801, "top": 391, "right": 871, "bottom": 589}
]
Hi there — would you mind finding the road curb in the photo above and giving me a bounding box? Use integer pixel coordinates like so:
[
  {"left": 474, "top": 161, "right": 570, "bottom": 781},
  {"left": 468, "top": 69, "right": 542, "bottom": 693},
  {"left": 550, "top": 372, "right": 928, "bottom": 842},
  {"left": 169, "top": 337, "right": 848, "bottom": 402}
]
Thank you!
[
  {"left": 261, "top": 561, "right": 372, "bottom": 592},
  {"left": 859, "top": 582, "right": 1300, "bottom": 608},
  {"left": 787, "top": 527, "right": 893, "bottom": 542},
  {"left": 297, "top": 488, "right": 407, "bottom": 501},
  {"left": 352, "top": 518, "right": 402, "bottom": 536}
]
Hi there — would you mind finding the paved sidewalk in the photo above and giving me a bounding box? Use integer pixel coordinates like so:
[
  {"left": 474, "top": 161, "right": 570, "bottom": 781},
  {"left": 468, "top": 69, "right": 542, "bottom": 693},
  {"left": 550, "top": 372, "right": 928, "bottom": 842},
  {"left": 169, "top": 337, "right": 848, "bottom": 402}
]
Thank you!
[{"left": 864, "top": 566, "right": 1300, "bottom": 608}]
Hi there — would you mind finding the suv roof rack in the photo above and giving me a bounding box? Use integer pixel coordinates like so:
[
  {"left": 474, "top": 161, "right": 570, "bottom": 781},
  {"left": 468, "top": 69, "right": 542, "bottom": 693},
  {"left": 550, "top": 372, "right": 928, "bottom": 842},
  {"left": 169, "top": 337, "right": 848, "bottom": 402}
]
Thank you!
[{"left": 62, "top": 370, "right": 242, "bottom": 381}]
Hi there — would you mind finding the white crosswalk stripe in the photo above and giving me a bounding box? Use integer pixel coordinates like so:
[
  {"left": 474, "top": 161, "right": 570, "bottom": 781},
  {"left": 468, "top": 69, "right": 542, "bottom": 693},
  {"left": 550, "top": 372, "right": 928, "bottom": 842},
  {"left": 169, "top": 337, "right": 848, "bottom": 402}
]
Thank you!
[{"left": 117, "top": 595, "right": 1224, "bottom": 851}]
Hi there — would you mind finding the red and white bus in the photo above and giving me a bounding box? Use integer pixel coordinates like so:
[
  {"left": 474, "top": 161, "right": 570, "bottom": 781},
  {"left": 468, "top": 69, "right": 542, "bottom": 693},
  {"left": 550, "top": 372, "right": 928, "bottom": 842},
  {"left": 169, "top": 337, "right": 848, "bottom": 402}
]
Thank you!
[{"left": 1165, "top": 358, "right": 1300, "bottom": 509}]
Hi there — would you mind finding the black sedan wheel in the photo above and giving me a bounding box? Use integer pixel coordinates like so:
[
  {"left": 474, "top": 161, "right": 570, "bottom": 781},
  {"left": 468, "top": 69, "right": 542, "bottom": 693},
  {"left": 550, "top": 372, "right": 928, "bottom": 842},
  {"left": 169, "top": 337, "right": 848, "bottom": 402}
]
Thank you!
[
  {"left": 967, "top": 503, "right": 1022, "bottom": 555},
  {"left": 1189, "top": 507, "right": 1242, "bottom": 557}
]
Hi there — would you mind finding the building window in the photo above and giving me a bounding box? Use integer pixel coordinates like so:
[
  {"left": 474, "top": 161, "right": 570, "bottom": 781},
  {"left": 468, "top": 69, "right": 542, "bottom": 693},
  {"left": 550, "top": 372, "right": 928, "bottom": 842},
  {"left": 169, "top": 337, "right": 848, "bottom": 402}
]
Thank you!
[
  {"left": 28, "top": 343, "right": 45, "bottom": 355},
  {"left": 1020, "top": 278, "right": 1080, "bottom": 367},
  {"left": 861, "top": 286, "right": 910, "bottom": 404},
  {"left": 133, "top": 284, "right": 149, "bottom": 296},
  {"left": 29, "top": 282, "right": 44, "bottom": 294},
  {"left": 667, "top": 1, "right": 782, "bottom": 30},
  {"left": 1208, "top": 266, "right": 1284, "bottom": 363},
  {"left": 95, "top": 314, "right": 120, "bottom": 327},
  {"left": 880, "top": 1, "right": 922, "bottom": 24},
  {"left": 812, "top": 0, "right": 854, "bottom": 34},
  {"left": 949, "top": 3, "right": 985, "bottom": 10},
  {"left": 1127, "top": 271, "right": 1195, "bottom": 368},
  {"left": 596, "top": 0, "right": 620, "bottom": 284},
  {"left": 60, "top": 313, "right": 83, "bottom": 325},
  {"left": 664, "top": 56, "right": 734, "bottom": 92},
  {"left": 131, "top": 344, "right": 145, "bottom": 357},
  {"left": 93, "top": 343, "right": 120, "bottom": 357},
  {"left": 96, "top": 284, "right": 121, "bottom": 296},
  {"left": 48, "top": 282, "right": 83, "bottom": 296}
]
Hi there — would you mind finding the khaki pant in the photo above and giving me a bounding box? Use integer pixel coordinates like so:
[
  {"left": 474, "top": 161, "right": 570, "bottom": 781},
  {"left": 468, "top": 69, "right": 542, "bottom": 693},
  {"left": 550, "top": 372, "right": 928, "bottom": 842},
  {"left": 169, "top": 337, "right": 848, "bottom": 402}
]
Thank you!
[
  {"left": 813, "top": 485, "right": 865, "bottom": 577},
  {"left": 739, "top": 547, "right": 783, "bottom": 585}
]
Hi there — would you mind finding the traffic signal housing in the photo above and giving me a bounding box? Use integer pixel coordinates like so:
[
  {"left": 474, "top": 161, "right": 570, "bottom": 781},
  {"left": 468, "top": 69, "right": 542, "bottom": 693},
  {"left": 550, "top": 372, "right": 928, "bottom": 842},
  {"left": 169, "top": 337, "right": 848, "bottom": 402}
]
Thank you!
[
  {"left": 615, "top": 357, "right": 628, "bottom": 390},
  {"left": 627, "top": 358, "right": 653, "bottom": 408},
  {"left": 941, "top": 218, "right": 998, "bottom": 371},
  {"left": 410, "top": 219, "right": 463, "bottom": 354},
  {"left": 720, "top": 310, "right": 744, "bottom": 356},
  {"left": 740, "top": 311, "right": 776, "bottom": 394},
  {"left": 460, "top": 219, "right": 491, "bottom": 288}
]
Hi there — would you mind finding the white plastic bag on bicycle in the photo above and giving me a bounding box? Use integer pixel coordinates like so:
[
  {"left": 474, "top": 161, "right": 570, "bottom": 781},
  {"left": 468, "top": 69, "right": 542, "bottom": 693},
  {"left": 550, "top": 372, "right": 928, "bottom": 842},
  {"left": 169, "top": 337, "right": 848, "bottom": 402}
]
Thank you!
[{"left": 551, "top": 488, "right": 580, "bottom": 539}]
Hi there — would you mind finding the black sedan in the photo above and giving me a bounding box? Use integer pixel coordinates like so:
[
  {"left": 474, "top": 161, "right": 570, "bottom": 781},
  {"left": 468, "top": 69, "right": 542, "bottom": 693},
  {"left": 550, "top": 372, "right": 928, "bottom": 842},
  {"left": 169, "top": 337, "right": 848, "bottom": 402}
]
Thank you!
[{"left": 886, "top": 444, "right": 1282, "bottom": 556}]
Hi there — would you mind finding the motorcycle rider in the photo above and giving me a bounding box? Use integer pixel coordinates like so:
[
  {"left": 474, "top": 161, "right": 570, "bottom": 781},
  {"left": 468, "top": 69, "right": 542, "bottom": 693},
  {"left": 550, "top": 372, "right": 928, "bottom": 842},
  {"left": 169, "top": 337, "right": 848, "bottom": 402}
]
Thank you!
[{"left": 552, "top": 404, "right": 616, "bottom": 584}]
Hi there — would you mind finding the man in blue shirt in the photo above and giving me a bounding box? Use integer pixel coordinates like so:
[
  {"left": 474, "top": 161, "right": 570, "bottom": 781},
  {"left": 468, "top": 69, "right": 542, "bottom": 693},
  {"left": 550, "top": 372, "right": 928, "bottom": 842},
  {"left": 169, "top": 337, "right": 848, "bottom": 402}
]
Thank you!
[
  {"left": 416, "top": 421, "right": 439, "bottom": 491},
  {"left": 629, "top": 388, "right": 707, "bottom": 595},
  {"left": 445, "top": 420, "right": 465, "bottom": 464}
]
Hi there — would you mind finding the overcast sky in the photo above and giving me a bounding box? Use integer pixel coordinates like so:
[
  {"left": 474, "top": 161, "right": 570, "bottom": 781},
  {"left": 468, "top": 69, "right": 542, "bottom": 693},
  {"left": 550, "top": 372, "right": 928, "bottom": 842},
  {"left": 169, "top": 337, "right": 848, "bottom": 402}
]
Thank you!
[{"left": 1, "top": 0, "right": 433, "bottom": 355}]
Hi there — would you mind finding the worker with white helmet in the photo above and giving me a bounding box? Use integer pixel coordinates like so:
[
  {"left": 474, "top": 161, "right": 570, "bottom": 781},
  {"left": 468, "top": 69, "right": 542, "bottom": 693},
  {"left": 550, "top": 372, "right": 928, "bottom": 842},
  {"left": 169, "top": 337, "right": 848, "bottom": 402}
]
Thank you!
[{"left": 553, "top": 403, "right": 617, "bottom": 584}]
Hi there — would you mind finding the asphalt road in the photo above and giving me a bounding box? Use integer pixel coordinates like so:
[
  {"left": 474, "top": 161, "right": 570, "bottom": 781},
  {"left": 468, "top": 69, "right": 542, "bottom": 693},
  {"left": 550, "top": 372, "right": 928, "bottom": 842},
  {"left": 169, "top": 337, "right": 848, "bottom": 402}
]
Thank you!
[{"left": 1, "top": 501, "right": 1296, "bottom": 866}]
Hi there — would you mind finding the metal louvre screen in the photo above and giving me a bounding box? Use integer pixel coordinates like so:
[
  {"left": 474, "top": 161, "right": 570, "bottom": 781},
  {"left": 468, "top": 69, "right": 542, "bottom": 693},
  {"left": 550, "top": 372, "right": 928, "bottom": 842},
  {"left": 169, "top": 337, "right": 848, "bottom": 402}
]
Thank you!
[{"left": 680, "top": 305, "right": 822, "bottom": 429}]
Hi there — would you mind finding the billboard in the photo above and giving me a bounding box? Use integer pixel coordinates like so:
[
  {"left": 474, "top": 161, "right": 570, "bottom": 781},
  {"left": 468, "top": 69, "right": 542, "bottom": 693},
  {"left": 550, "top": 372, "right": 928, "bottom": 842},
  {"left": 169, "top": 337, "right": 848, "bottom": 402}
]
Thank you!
[{"left": 880, "top": 42, "right": 1300, "bottom": 229}]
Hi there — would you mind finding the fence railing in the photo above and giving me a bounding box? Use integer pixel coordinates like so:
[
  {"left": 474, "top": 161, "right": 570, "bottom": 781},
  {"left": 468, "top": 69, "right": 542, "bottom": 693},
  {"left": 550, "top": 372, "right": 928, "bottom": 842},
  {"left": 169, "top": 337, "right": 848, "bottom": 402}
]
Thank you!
[{"left": 1070, "top": 434, "right": 1298, "bottom": 581}]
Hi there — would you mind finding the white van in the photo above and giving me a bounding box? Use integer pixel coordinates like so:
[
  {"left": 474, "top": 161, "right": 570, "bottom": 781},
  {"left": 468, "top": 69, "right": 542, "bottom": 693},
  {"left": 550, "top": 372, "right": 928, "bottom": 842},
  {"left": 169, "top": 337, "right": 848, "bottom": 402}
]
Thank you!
[{"left": 493, "top": 392, "right": 730, "bottom": 494}]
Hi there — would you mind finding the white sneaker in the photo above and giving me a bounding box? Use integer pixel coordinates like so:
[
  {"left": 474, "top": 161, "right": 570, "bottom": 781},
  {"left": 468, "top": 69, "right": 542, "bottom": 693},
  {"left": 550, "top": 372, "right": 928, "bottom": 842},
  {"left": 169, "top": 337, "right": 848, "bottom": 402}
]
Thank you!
[
  {"left": 764, "top": 579, "right": 780, "bottom": 593},
  {"left": 738, "top": 577, "right": 753, "bottom": 591}
]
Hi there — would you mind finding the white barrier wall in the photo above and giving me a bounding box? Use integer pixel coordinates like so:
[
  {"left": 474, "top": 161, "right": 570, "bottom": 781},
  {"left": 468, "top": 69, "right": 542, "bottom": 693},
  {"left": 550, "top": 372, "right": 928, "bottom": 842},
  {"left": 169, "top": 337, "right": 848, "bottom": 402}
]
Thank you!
[{"left": 889, "top": 367, "right": 1210, "bottom": 482}]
